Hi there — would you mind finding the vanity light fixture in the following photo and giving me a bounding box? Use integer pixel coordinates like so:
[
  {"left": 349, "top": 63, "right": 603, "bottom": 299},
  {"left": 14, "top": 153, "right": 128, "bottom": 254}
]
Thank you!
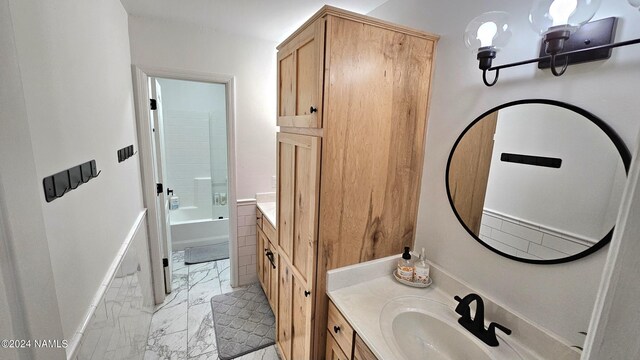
[
  {"left": 463, "top": 11, "right": 512, "bottom": 86},
  {"left": 467, "top": 0, "right": 640, "bottom": 86}
]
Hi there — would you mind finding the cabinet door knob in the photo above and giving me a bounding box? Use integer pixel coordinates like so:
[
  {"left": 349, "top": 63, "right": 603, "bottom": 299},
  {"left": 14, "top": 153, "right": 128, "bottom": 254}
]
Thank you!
[
  {"left": 309, "top": 106, "right": 317, "bottom": 113},
  {"left": 304, "top": 290, "right": 311, "bottom": 297},
  {"left": 333, "top": 325, "right": 340, "bottom": 333}
]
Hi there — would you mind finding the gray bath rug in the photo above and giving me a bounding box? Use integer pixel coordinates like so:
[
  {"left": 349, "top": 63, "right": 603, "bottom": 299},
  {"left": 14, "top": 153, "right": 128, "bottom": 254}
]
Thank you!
[
  {"left": 184, "top": 243, "right": 229, "bottom": 265},
  {"left": 210, "top": 283, "right": 276, "bottom": 360}
]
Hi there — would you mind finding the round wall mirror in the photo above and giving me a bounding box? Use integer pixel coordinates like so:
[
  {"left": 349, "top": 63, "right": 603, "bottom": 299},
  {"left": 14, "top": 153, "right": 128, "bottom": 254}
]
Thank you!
[{"left": 446, "top": 99, "right": 631, "bottom": 264}]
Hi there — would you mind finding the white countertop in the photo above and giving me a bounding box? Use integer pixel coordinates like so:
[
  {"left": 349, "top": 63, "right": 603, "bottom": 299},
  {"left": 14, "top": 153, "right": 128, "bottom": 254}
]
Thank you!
[
  {"left": 257, "top": 201, "right": 276, "bottom": 228},
  {"left": 328, "top": 273, "right": 453, "bottom": 360},
  {"left": 326, "top": 255, "right": 578, "bottom": 360}
]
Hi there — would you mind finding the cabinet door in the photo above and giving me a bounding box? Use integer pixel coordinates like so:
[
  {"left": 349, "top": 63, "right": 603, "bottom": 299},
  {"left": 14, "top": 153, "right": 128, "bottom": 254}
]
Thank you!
[
  {"left": 266, "top": 241, "right": 278, "bottom": 310},
  {"left": 277, "top": 18, "right": 325, "bottom": 128},
  {"left": 277, "top": 261, "right": 313, "bottom": 360},
  {"left": 276, "top": 133, "right": 320, "bottom": 360},
  {"left": 257, "top": 228, "right": 265, "bottom": 289},
  {"left": 353, "top": 334, "right": 377, "bottom": 360},
  {"left": 325, "top": 332, "right": 349, "bottom": 360},
  {"left": 277, "top": 132, "right": 320, "bottom": 290}
]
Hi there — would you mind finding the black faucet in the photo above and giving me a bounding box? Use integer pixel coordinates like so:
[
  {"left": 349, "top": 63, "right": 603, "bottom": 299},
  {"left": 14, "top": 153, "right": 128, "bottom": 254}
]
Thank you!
[{"left": 454, "top": 293, "right": 512, "bottom": 347}]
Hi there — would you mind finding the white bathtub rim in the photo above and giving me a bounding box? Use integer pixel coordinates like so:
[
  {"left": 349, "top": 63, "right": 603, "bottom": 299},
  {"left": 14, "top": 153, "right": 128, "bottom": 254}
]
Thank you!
[{"left": 171, "top": 235, "right": 230, "bottom": 252}]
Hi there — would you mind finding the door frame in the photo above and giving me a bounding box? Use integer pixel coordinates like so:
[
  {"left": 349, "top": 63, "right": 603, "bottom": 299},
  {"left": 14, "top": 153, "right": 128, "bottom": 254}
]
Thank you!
[{"left": 132, "top": 65, "right": 239, "bottom": 304}]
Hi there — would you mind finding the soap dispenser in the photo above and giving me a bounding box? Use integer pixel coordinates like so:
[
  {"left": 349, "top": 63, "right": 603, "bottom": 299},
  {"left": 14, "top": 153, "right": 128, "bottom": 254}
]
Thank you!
[
  {"left": 414, "top": 248, "right": 430, "bottom": 284},
  {"left": 397, "top": 247, "right": 414, "bottom": 281}
]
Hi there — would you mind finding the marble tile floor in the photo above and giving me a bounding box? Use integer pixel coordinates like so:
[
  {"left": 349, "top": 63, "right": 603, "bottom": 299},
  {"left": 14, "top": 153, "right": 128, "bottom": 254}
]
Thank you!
[{"left": 145, "top": 250, "right": 280, "bottom": 360}]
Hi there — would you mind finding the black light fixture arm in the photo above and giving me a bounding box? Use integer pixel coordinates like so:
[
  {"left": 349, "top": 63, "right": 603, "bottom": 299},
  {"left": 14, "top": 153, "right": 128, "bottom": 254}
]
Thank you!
[
  {"left": 483, "top": 69, "right": 500, "bottom": 87},
  {"left": 482, "top": 37, "right": 640, "bottom": 85}
]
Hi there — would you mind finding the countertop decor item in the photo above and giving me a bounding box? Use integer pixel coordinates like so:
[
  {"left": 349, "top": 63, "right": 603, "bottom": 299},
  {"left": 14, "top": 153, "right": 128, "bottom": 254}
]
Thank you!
[{"left": 393, "top": 270, "right": 432, "bottom": 288}]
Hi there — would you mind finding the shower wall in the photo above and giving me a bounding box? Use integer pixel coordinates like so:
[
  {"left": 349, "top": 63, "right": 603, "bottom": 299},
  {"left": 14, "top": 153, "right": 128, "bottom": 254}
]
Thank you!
[{"left": 157, "top": 78, "right": 228, "bottom": 222}]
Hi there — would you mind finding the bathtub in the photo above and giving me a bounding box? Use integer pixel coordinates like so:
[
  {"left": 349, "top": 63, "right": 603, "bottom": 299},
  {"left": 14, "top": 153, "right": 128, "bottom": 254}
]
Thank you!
[{"left": 169, "top": 206, "right": 229, "bottom": 251}]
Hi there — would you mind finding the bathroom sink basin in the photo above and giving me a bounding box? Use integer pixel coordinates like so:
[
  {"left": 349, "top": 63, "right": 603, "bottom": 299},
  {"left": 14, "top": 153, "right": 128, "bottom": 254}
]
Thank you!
[{"left": 380, "top": 296, "right": 522, "bottom": 360}]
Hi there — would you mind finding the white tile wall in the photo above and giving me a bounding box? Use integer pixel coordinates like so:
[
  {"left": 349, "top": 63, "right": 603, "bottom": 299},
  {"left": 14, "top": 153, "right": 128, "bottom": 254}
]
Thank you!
[
  {"left": 479, "top": 211, "right": 591, "bottom": 260},
  {"left": 163, "top": 110, "right": 212, "bottom": 209},
  {"left": 236, "top": 200, "right": 258, "bottom": 286}
]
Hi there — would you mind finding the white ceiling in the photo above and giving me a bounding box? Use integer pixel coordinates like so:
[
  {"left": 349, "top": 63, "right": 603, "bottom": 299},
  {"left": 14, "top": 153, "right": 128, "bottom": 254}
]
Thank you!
[{"left": 120, "top": 0, "right": 389, "bottom": 43}]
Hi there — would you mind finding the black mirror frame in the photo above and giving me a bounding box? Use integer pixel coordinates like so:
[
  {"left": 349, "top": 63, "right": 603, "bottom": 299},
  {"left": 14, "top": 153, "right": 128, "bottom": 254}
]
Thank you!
[{"left": 445, "top": 99, "right": 632, "bottom": 265}]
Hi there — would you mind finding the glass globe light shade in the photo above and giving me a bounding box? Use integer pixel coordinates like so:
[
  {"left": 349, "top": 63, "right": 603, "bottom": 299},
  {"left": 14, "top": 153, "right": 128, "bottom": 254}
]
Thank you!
[
  {"left": 529, "top": 0, "right": 602, "bottom": 35},
  {"left": 464, "top": 11, "right": 512, "bottom": 53},
  {"left": 629, "top": 0, "right": 640, "bottom": 9}
]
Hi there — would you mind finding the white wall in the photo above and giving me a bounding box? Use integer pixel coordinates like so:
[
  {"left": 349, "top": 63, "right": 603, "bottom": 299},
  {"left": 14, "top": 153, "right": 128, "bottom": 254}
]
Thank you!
[
  {"left": 1, "top": 0, "right": 66, "bottom": 358},
  {"left": 369, "top": 0, "right": 640, "bottom": 347},
  {"left": 128, "top": 16, "right": 278, "bottom": 200},
  {"left": 7, "top": 0, "right": 146, "bottom": 346},
  {"left": 0, "top": 204, "right": 22, "bottom": 360},
  {"left": 583, "top": 128, "right": 640, "bottom": 360},
  {"left": 484, "top": 104, "right": 625, "bottom": 242},
  {"left": 157, "top": 78, "right": 228, "bottom": 218}
]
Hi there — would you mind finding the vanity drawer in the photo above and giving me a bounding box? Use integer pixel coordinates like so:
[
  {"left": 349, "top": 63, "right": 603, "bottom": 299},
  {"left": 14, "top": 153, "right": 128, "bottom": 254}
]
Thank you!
[
  {"left": 263, "top": 216, "right": 277, "bottom": 244},
  {"left": 353, "top": 334, "right": 377, "bottom": 360},
  {"left": 327, "top": 301, "right": 354, "bottom": 356},
  {"left": 326, "top": 331, "right": 349, "bottom": 360},
  {"left": 256, "top": 209, "right": 263, "bottom": 229}
]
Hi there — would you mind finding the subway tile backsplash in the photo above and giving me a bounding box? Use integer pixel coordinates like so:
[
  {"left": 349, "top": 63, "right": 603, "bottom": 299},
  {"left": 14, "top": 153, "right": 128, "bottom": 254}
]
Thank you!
[
  {"left": 480, "top": 211, "right": 590, "bottom": 260},
  {"left": 236, "top": 201, "right": 258, "bottom": 286}
]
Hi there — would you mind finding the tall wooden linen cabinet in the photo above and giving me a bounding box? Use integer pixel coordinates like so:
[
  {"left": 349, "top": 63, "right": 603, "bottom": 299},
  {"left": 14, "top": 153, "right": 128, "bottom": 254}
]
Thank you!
[{"left": 274, "top": 6, "right": 437, "bottom": 360}]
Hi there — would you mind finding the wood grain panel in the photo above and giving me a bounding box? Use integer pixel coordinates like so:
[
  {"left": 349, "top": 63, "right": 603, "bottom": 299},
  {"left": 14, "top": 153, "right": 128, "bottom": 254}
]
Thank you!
[
  {"left": 296, "top": 39, "right": 317, "bottom": 116},
  {"left": 279, "top": 52, "right": 295, "bottom": 117},
  {"left": 448, "top": 111, "right": 498, "bottom": 235},
  {"left": 278, "top": 137, "right": 295, "bottom": 256},
  {"left": 293, "top": 146, "right": 311, "bottom": 283},
  {"left": 263, "top": 216, "right": 277, "bottom": 244},
  {"left": 277, "top": 132, "right": 321, "bottom": 360},
  {"left": 325, "top": 332, "right": 349, "bottom": 360},
  {"left": 314, "top": 15, "right": 435, "bottom": 359},
  {"left": 277, "top": 6, "right": 439, "bottom": 50},
  {"left": 353, "top": 334, "right": 377, "bottom": 360},
  {"left": 257, "top": 227, "right": 265, "bottom": 289},
  {"left": 268, "top": 242, "right": 279, "bottom": 310},
  {"left": 277, "top": 18, "right": 325, "bottom": 128},
  {"left": 278, "top": 133, "right": 320, "bottom": 289},
  {"left": 256, "top": 209, "right": 263, "bottom": 229},
  {"left": 277, "top": 262, "right": 293, "bottom": 360},
  {"left": 291, "top": 275, "right": 310, "bottom": 359},
  {"left": 327, "top": 301, "right": 354, "bottom": 356}
]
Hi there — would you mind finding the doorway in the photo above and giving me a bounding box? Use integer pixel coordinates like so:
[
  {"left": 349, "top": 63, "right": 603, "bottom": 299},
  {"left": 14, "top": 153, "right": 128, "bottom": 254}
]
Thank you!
[{"left": 133, "top": 66, "right": 238, "bottom": 304}]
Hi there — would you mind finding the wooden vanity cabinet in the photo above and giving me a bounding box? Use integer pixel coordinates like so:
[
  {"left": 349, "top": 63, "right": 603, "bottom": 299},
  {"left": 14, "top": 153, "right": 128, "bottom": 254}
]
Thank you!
[
  {"left": 325, "top": 300, "right": 377, "bottom": 360},
  {"left": 256, "top": 208, "right": 278, "bottom": 312},
  {"left": 275, "top": 6, "right": 437, "bottom": 360}
]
